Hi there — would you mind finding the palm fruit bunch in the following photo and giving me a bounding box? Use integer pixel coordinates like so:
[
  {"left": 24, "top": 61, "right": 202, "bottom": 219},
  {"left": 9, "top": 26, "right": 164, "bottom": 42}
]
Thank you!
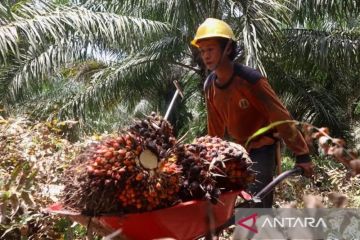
[
  {"left": 119, "top": 113, "right": 182, "bottom": 212},
  {"left": 174, "top": 136, "right": 254, "bottom": 204},
  {"left": 61, "top": 137, "right": 126, "bottom": 215},
  {"left": 61, "top": 113, "right": 182, "bottom": 214},
  {"left": 194, "top": 136, "right": 255, "bottom": 190},
  {"left": 175, "top": 142, "right": 221, "bottom": 204},
  {"left": 61, "top": 113, "right": 255, "bottom": 214},
  {"left": 61, "top": 134, "right": 140, "bottom": 215}
]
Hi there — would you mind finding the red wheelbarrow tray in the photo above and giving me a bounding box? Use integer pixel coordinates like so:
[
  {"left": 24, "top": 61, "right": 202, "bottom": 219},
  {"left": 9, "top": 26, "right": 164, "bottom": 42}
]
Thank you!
[{"left": 47, "top": 190, "right": 246, "bottom": 240}]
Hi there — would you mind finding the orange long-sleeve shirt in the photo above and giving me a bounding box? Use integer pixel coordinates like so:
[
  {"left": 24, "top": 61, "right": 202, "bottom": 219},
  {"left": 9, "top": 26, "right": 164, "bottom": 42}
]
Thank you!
[{"left": 204, "top": 64, "right": 310, "bottom": 163}]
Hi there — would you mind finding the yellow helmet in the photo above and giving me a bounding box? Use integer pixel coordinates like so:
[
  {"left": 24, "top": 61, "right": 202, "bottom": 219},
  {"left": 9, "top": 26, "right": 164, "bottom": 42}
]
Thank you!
[{"left": 191, "top": 18, "right": 235, "bottom": 47}]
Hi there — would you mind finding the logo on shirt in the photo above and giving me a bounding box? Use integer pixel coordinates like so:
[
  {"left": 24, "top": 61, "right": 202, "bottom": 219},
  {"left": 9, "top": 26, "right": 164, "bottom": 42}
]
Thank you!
[{"left": 239, "top": 98, "right": 250, "bottom": 109}]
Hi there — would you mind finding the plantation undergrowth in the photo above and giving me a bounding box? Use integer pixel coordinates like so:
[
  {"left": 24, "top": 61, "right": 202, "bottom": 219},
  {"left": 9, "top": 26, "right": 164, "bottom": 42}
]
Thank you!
[{"left": 0, "top": 115, "right": 359, "bottom": 239}]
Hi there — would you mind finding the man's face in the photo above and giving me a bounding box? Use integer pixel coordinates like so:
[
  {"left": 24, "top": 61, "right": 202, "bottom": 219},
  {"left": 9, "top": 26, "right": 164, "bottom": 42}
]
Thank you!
[{"left": 197, "top": 38, "right": 222, "bottom": 71}]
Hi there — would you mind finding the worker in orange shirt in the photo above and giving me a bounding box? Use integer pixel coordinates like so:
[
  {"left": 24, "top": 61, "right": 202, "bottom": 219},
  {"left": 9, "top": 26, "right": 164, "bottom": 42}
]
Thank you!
[{"left": 191, "top": 18, "right": 314, "bottom": 207}]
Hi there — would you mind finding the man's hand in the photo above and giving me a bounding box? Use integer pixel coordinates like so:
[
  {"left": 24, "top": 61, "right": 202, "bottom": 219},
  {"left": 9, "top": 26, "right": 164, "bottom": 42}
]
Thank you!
[{"left": 295, "top": 162, "right": 315, "bottom": 178}]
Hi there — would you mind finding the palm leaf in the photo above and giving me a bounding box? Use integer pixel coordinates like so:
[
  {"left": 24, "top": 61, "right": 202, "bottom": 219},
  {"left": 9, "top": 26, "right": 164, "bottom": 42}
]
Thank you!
[
  {"left": 57, "top": 53, "right": 165, "bottom": 119},
  {"left": 0, "top": 2, "right": 171, "bottom": 63},
  {"left": 283, "top": 28, "right": 360, "bottom": 71},
  {"left": 235, "top": 0, "right": 290, "bottom": 74},
  {"left": 245, "top": 120, "right": 297, "bottom": 147},
  {"left": 264, "top": 58, "right": 351, "bottom": 136},
  {"left": 8, "top": 39, "right": 94, "bottom": 99},
  {"left": 293, "top": 0, "right": 360, "bottom": 23}
]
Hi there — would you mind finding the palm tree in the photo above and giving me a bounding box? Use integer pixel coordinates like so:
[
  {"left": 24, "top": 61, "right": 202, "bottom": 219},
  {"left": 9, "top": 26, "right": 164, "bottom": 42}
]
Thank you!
[
  {"left": 1, "top": 0, "right": 359, "bottom": 142},
  {"left": 0, "top": 0, "right": 287, "bottom": 137},
  {"left": 0, "top": 0, "right": 175, "bottom": 123},
  {"left": 267, "top": 0, "right": 360, "bottom": 137}
]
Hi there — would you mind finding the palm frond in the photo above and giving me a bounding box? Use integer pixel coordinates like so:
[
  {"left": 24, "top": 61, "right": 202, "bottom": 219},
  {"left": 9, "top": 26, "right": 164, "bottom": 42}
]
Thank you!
[
  {"left": 55, "top": 30, "right": 198, "bottom": 121},
  {"left": 9, "top": 59, "right": 109, "bottom": 121},
  {"left": 0, "top": 64, "right": 18, "bottom": 106},
  {"left": 94, "top": 0, "right": 205, "bottom": 23},
  {"left": 57, "top": 53, "right": 164, "bottom": 119},
  {"left": 283, "top": 28, "right": 360, "bottom": 71},
  {"left": 282, "top": 79, "right": 344, "bottom": 126},
  {"left": 9, "top": 75, "right": 81, "bottom": 119},
  {"left": 8, "top": 39, "right": 93, "bottom": 99},
  {"left": 0, "top": 3, "right": 10, "bottom": 25},
  {"left": 163, "top": 0, "right": 210, "bottom": 28},
  {"left": 236, "top": 0, "right": 290, "bottom": 73},
  {"left": 293, "top": 0, "right": 360, "bottom": 23},
  {"left": 0, "top": 2, "right": 171, "bottom": 63},
  {"left": 265, "top": 59, "right": 350, "bottom": 136}
]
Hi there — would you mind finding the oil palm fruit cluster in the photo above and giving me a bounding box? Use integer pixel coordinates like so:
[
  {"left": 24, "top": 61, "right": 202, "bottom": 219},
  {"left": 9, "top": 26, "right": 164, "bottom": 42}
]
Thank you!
[
  {"left": 117, "top": 156, "right": 181, "bottom": 212},
  {"left": 190, "top": 136, "right": 254, "bottom": 192},
  {"left": 175, "top": 142, "right": 222, "bottom": 204},
  {"left": 62, "top": 134, "right": 139, "bottom": 214},
  {"left": 61, "top": 114, "right": 254, "bottom": 214},
  {"left": 120, "top": 113, "right": 181, "bottom": 212},
  {"left": 62, "top": 113, "right": 182, "bottom": 214},
  {"left": 174, "top": 136, "right": 254, "bottom": 204}
]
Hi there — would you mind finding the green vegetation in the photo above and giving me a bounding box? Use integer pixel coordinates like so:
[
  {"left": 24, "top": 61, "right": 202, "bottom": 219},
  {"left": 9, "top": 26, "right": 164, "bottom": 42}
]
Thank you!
[
  {"left": 0, "top": 0, "right": 358, "bottom": 139},
  {"left": 1, "top": 0, "right": 359, "bottom": 239}
]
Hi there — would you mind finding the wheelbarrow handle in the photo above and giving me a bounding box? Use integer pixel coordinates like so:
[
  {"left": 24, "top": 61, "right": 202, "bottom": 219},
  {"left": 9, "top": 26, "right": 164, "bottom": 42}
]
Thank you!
[
  {"left": 221, "top": 167, "right": 304, "bottom": 229},
  {"left": 253, "top": 167, "right": 303, "bottom": 201}
]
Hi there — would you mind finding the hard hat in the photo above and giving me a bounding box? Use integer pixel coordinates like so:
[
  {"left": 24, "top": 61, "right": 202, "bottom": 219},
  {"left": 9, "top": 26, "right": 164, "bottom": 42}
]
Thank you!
[{"left": 191, "top": 18, "right": 235, "bottom": 47}]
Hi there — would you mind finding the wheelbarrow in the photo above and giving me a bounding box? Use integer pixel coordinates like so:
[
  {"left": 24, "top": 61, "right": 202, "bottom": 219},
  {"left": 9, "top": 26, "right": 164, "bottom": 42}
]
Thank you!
[{"left": 46, "top": 168, "right": 303, "bottom": 240}]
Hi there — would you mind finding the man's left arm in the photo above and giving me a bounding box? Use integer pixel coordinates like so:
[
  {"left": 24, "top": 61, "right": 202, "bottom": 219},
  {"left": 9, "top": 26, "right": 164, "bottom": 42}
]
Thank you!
[{"left": 251, "top": 78, "right": 314, "bottom": 177}]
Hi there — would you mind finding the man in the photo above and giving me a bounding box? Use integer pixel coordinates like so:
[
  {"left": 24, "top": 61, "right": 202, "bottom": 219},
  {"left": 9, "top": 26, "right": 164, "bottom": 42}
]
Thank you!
[{"left": 191, "top": 18, "right": 314, "bottom": 207}]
